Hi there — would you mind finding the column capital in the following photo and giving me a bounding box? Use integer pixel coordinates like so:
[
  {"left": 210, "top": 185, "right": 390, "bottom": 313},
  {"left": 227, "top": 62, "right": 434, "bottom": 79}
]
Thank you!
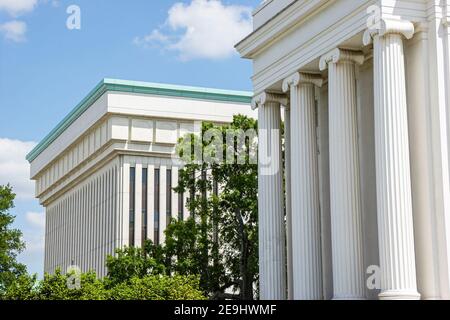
[
  {"left": 363, "top": 18, "right": 415, "bottom": 46},
  {"left": 282, "top": 72, "right": 323, "bottom": 93},
  {"left": 319, "top": 48, "right": 364, "bottom": 71},
  {"left": 251, "top": 92, "right": 288, "bottom": 110}
]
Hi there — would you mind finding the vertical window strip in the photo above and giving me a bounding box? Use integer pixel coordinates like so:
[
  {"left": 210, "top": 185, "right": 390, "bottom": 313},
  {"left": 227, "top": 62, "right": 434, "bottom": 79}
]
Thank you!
[
  {"left": 129, "top": 167, "right": 136, "bottom": 247},
  {"left": 178, "top": 174, "right": 184, "bottom": 221},
  {"left": 154, "top": 169, "right": 160, "bottom": 245},
  {"left": 166, "top": 169, "right": 172, "bottom": 227},
  {"left": 142, "top": 168, "right": 148, "bottom": 247},
  {"left": 190, "top": 170, "right": 195, "bottom": 218}
]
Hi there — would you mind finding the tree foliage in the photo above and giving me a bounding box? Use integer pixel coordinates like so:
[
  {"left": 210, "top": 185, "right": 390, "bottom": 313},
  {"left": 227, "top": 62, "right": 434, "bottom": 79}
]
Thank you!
[
  {"left": 2, "top": 269, "right": 205, "bottom": 300},
  {"left": 105, "top": 115, "right": 259, "bottom": 300},
  {"left": 0, "top": 185, "right": 26, "bottom": 295},
  {"left": 174, "top": 115, "right": 259, "bottom": 299}
]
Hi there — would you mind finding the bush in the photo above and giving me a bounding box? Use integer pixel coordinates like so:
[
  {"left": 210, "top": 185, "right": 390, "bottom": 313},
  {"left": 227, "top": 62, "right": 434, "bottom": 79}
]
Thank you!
[
  {"left": 1, "top": 269, "right": 205, "bottom": 300},
  {"left": 109, "top": 275, "right": 206, "bottom": 300}
]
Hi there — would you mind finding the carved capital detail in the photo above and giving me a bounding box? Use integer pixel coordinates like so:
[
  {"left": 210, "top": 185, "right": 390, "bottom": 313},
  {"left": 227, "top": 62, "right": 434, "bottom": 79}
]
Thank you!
[
  {"left": 319, "top": 48, "right": 365, "bottom": 71},
  {"left": 363, "top": 18, "right": 415, "bottom": 46},
  {"left": 282, "top": 72, "right": 323, "bottom": 93},
  {"left": 251, "top": 92, "right": 288, "bottom": 110}
]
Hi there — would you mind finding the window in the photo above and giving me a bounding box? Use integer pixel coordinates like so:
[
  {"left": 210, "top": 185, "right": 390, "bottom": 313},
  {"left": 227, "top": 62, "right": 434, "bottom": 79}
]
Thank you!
[
  {"left": 154, "top": 168, "right": 160, "bottom": 245},
  {"left": 213, "top": 180, "right": 218, "bottom": 196},
  {"left": 202, "top": 170, "right": 207, "bottom": 200},
  {"left": 129, "top": 167, "right": 136, "bottom": 247},
  {"left": 190, "top": 170, "right": 195, "bottom": 218},
  {"left": 142, "top": 168, "right": 148, "bottom": 247},
  {"left": 166, "top": 169, "right": 172, "bottom": 226},
  {"left": 178, "top": 174, "right": 184, "bottom": 221}
]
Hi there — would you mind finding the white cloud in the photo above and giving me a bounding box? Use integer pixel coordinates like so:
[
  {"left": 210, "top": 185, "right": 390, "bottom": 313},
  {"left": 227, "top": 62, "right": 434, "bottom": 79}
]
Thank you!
[
  {"left": 20, "top": 211, "right": 45, "bottom": 275},
  {"left": 0, "top": 138, "right": 36, "bottom": 199},
  {"left": 23, "top": 211, "right": 45, "bottom": 252},
  {"left": 0, "top": 0, "right": 37, "bottom": 17},
  {"left": 133, "top": 29, "right": 169, "bottom": 47},
  {"left": 26, "top": 211, "right": 46, "bottom": 229},
  {"left": 135, "top": 0, "right": 253, "bottom": 61},
  {"left": 0, "top": 20, "right": 27, "bottom": 42},
  {"left": 23, "top": 211, "right": 45, "bottom": 253}
]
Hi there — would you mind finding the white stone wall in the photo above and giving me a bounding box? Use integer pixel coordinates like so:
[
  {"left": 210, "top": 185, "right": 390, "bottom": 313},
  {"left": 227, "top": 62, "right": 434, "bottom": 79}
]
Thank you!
[
  {"left": 44, "top": 154, "right": 190, "bottom": 277},
  {"left": 44, "top": 160, "right": 119, "bottom": 277}
]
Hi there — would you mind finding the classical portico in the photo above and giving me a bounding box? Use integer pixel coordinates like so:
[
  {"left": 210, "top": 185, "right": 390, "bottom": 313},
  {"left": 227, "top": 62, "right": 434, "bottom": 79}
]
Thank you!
[{"left": 237, "top": 0, "right": 450, "bottom": 300}]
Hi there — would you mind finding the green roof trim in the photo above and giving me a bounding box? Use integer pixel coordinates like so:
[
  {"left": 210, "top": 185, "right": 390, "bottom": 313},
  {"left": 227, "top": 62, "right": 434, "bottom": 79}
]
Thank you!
[{"left": 26, "top": 78, "right": 253, "bottom": 163}]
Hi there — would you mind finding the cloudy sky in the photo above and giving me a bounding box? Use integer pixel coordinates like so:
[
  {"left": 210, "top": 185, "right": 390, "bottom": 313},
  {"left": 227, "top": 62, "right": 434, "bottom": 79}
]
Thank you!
[{"left": 0, "top": 0, "right": 259, "bottom": 276}]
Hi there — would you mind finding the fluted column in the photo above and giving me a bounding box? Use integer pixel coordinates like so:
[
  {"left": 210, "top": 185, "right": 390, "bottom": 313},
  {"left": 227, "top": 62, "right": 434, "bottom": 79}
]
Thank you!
[
  {"left": 283, "top": 103, "right": 293, "bottom": 300},
  {"left": 319, "top": 49, "right": 366, "bottom": 299},
  {"left": 283, "top": 72, "right": 324, "bottom": 300},
  {"left": 252, "top": 92, "right": 287, "bottom": 300},
  {"left": 364, "top": 19, "right": 420, "bottom": 300}
]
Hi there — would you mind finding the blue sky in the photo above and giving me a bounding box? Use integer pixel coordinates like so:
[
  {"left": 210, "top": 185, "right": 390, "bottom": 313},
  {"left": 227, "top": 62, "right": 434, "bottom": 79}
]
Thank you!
[{"left": 0, "top": 0, "right": 259, "bottom": 276}]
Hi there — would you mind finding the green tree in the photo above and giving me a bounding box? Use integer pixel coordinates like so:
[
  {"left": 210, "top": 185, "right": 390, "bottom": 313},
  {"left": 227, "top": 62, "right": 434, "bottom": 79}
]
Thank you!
[
  {"left": 105, "top": 242, "right": 165, "bottom": 287},
  {"left": 109, "top": 275, "right": 205, "bottom": 300},
  {"left": 37, "top": 269, "right": 107, "bottom": 300},
  {"left": 2, "top": 269, "right": 205, "bottom": 300},
  {"left": 105, "top": 115, "right": 259, "bottom": 300},
  {"left": 1, "top": 274, "right": 39, "bottom": 300},
  {"left": 172, "top": 115, "right": 259, "bottom": 299},
  {"left": 0, "top": 185, "right": 26, "bottom": 295}
]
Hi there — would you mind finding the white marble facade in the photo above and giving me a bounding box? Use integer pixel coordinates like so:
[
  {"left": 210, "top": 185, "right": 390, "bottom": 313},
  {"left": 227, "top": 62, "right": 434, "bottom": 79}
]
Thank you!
[
  {"left": 237, "top": 0, "right": 450, "bottom": 300},
  {"left": 28, "top": 79, "right": 255, "bottom": 277}
]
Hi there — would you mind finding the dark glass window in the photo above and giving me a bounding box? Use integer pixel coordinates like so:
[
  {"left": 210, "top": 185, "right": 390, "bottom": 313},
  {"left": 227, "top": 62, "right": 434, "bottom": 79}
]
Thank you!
[
  {"left": 189, "top": 171, "right": 195, "bottom": 218},
  {"left": 202, "top": 170, "right": 207, "bottom": 200},
  {"left": 154, "top": 169, "right": 160, "bottom": 245},
  {"left": 178, "top": 174, "right": 184, "bottom": 221},
  {"left": 166, "top": 169, "right": 172, "bottom": 226},
  {"left": 213, "top": 179, "right": 219, "bottom": 245},
  {"left": 129, "top": 167, "right": 136, "bottom": 247},
  {"left": 213, "top": 180, "right": 218, "bottom": 196},
  {"left": 142, "top": 168, "right": 148, "bottom": 247}
]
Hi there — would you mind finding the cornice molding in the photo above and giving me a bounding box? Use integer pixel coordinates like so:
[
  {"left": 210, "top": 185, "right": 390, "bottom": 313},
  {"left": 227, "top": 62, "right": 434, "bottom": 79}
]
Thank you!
[
  {"left": 27, "top": 79, "right": 253, "bottom": 163},
  {"left": 236, "top": 0, "right": 335, "bottom": 58}
]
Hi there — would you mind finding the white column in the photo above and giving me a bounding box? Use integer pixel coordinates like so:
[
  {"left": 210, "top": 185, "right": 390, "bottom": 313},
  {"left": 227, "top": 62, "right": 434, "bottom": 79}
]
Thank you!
[
  {"left": 252, "top": 92, "right": 287, "bottom": 300},
  {"left": 320, "top": 48, "right": 366, "bottom": 299},
  {"left": 283, "top": 103, "right": 293, "bottom": 300},
  {"left": 364, "top": 19, "right": 420, "bottom": 300},
  {"left": 283, "top": 72, "right": 324, "bottom": 300}
]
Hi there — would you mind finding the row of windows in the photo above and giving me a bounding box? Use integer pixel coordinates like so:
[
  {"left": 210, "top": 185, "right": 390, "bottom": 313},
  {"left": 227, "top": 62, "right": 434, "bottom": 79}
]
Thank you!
[{"left": 129, "top": 168, "right": 185, "bottom": 247}]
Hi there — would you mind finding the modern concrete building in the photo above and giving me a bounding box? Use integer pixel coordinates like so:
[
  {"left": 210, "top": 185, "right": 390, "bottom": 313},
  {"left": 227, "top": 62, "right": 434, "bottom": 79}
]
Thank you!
[
  {"left": 237, "top": 0, "right": 450, "bottom": 300},
  {"left": 27, "top": 79, "right": 255, "bottom": 277}
]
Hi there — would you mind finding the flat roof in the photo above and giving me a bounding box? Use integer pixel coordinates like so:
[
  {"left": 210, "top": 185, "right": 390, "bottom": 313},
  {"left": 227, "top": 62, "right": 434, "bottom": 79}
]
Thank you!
[{"left": 26, "top": 78, "right": 253, "bottom": 163}]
